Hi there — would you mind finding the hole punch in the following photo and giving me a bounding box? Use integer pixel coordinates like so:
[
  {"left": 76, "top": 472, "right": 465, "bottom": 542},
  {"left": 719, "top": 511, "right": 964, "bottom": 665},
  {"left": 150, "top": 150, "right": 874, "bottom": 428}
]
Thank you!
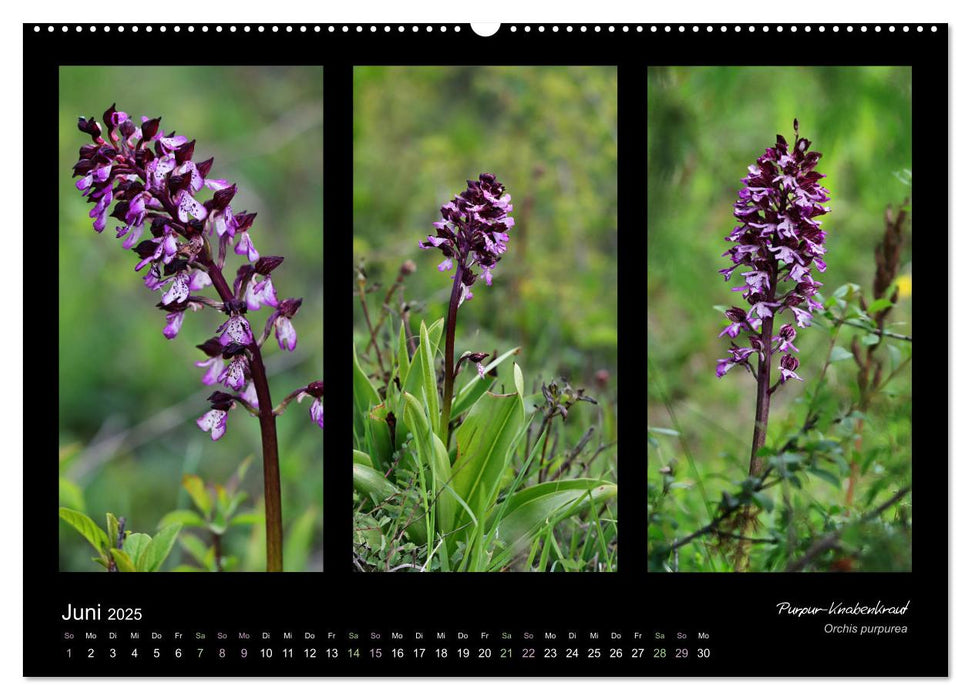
[{"left": 471, "top": 23, "right": 500, "bottom": 37}]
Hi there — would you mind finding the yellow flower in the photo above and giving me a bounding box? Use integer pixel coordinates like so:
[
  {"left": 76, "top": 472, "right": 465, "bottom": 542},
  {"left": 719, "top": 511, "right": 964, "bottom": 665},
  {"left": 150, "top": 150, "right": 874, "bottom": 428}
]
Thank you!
[{"left": 894, "top": 273, "right": 912, "bottom": 299}]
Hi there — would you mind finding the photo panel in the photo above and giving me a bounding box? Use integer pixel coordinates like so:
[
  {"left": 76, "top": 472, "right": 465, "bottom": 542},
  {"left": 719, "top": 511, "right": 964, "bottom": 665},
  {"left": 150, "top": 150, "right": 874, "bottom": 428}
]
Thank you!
[
  {"left": 352, "top": 66, "right": 619, "bottom": 573},
  {"left": 59, "top": 66, "right": 324, "bottom": 572},
  {"left": 647, "top": 66, "right": 914, "bottom": 573}
]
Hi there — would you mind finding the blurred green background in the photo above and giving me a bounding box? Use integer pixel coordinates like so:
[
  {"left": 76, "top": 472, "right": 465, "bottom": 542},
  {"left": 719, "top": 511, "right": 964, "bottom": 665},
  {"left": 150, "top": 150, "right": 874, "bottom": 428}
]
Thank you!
[
  {"left": 353, "top": 66, "right": 618, "bottom": 384},
  {"left": 58, "top": 66, "right": 323, "bottom": 571},
  {"left": 648, "top": 66, "right": 913, "bottom": 568}
]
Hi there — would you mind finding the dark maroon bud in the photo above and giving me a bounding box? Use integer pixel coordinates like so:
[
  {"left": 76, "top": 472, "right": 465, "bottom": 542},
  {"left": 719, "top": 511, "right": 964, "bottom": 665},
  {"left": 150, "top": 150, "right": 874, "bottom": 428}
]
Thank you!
[
  {"left": 234, "top": 211, "right": 257, "bottom": 232},
  {"left": 132, "top": 240, "right": 158, "bottom": 259},
  {"left": 163, "top": 258, "right": 188, "bottom": 276},
  {"left": 278, "top": 297, "right": 303, "bottom": 318},
  {"left": 207, "top": 391, "right": 235, "bottom": 411},
  {"left": 221, "top": 342, "right": 248, "bottom": 359},
  {"left": 197, "top": 337, "right": 223, "bottom": 357},
  {"left": 77, "top": 116, "right": 102, "bottom": 140},
  {"left": 103, "top": 103, "right": 119, "bottom": 127},
  {"left": 119, "top": 119, "right": 136, "bottom": 139},
  {"left": 135, "top": 148, "right": 155, "bottom": 168},
  {"left": 305, "top": 381, "right": 324, "bottom": 398},
  {"left": 150, "top": 217, "right": 169, "bottom": 236},
  {"left": 212, "top": 183, "right": 237, "bottom": 210},
  {"left": 461, "top": 267, "right": 477, "bottom": 286},
  {"left": 154, "top": 140, "right": 165, "bottom": 158},
  {"left": 78, "top": 143, "right": 99, "bottom": 160},
  {"left": 793, "top": 117, "right": 799, "bottom": 134},
  {"left": 141, "top": 117, "right": 161, "bottom": 141},
  {"left": 232, "top": 264, "right": 255, "bottom": 296},
  {"left": 157, "top": 298, "right": 189, "bottom": 313},
  {"left": 184, "top": 219, "right": 205, "bottom": 237},
  {"left": 72, "top": 159, "right": 94, "bottom": 177},
  {"left": 725, "top": 306, "right": 747, "bottom": 323},
  {"left": 175, "top": 139, "right": 196, "bottom": 165},
  {"left": 167, "top": 171, "right": 191, "bottom": 193},
  {"left": 234, "top": 264, "right": 255, "bottom": 282},
  {"left": 114, "top": 180, "right": 144, "bottom": 199},
  {"left": 467, "top": 352, "right": 489, "bottom": 363},
  {"left": 224, "top": 298, "right": 247, "bottom": 315},
  {"left": 255, "top": 256, "right": 284, "bottom": 276},
  {"left": 196, "top": 157, "right": 214, "bottom": 178},
  {"left": 110, "top": 201, "right": 130, "bottom": 222}
]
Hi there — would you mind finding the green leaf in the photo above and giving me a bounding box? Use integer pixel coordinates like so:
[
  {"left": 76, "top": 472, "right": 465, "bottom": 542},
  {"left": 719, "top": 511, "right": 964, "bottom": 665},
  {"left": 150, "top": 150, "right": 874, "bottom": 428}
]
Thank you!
[
  {"left": 450, "top": 389, "right": 526, "bottom": 533},
  {"left": 832, "top": 283, "right": 859, "bottom": 300},
  {"left": 142, "top": 524, "right": 183, "bottom": 572},
  {"left": 181, "top": 475, "right": 212, "bottom": 518},
  {"left": 861, "top": 333, "right": 881, "bottom": 346},
  {"left": 397, "top": 320, "right": 411, "bottom": 383},
  {"left": 451, "top": 346, "right": 520, "bottom": 417},
  {"left": 867, "top": 298, "right": 894, "bottom": 313},
  {"left": 158, "top": 510, "right": 206, "bottom": 530},
  {"left": 59, "top": 507, "right": 110, "bottom": 555},
  {"left": 402, "top": 392, "right": 456, "bottom": 533},
  {"left": 491, "top": 479, "right": 616, "bottom": 554},
  {"left": 513, "top": 363, "right": 525, "bottom": 399},
  {"left": 106, "top": 512, "right": 120, "bottom": 549},
  {"left": 425, "top": 317, "right": 444, "bottom": 354},
  {"left": 58, "top": 477, "right": 85, "bottom": 512},
  {"left": 179, "top": 533, "right": 212, "bottom": 569},
  {"left": 753, "top": 492, "right": 774, "bottom": 513},
  {"left": 353, "top": 345, "right": 381, "bottom": 442},
  {"left": 353, "top": 450, "right": 372, "bottom": 468},
  {"left": 353, "top": 463, "right": 398, "bottom": 506},
  {"left": 110, "top": 548, "right": 137, "bottom": 572},
  {"left": 122, "top": 533, "right": 152, "bottom": 570},
  {"left": 829, "top": 346, "right": 854, "bottom": 363},
  {"left": 808, "top": 467, "right": 843, "bottom": 489},
  {"left": 364, "top": 403, "right": 394, "bottom": 474},
  {"left": 222, "top": 492, "right": 248, "bottom": 521},
  {"left": 417, "top": 322, "right": 441, "bottom": 437},
  {"left": 648, "top": 426, "right": 680, "bottom": 437},
  {"left": 229, "top": 512, "right": 263, "bottom": 527},
  {"left": 235, "top": 455, "right": 253, "bottom": 484},
  {"left": 283, "top": 507, "right": 317, "bottom": 572}
]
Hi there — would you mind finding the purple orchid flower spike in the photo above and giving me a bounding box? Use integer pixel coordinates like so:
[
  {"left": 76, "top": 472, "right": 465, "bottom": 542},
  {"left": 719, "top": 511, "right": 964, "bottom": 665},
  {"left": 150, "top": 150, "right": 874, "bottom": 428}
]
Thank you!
[
  {"left": 419, "top": 174, "right": 515, "bottom": 438},
  {"left": 714, "top": 121, "right": 831, "bottom": 572},
  {"left": 717, "top": 120, "right": 829, "bottom": 379},
  {"left": 419, "top": 173, "right": 515, "bottom": 302},
  {"left": 72, "top": 105, "right": 321, "bottom": 573}
]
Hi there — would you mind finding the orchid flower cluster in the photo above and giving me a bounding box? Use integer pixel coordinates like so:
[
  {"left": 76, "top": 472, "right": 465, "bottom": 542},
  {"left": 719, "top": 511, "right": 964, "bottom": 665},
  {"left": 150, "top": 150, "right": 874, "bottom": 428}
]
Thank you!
[
  {"left": 73, "top": 105, "right": 323, "bottom": 441},
  {"left": 419, "top": 172, "right": 515, "bottom": 302},
  {"left": 419, "top": 173, "right": 515, "bottom": 437},
  {"left": 716, "top": 120, "right": 830, "bottom": 383}
]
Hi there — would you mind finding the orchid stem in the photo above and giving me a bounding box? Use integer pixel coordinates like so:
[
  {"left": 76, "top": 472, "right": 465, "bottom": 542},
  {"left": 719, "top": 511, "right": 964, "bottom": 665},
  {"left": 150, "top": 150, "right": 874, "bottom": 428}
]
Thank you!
[
  {"left": 205, "top": 257, "right": 283, "bottom": 573},
  {"left": 439, "top": 268, "right": 465, "bottom": 440}
]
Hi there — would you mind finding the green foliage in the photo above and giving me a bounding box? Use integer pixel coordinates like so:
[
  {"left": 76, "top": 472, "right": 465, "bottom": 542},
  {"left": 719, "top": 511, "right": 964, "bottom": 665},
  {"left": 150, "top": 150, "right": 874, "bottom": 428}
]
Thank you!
[
  {"left": 158, "top": 459, "right": 262, "bottom": 572},
  {"left": 58, "top": 66, "right": 323, "bottom": 571},
  {"left": 648, "top": 66, "right": 912, "bottom": 572},
  {"left": 353, "top": 319, "right": 617, "bottom": 572},
  {"left": 58, "top": 507, "right": 182, "bottom": 572}
]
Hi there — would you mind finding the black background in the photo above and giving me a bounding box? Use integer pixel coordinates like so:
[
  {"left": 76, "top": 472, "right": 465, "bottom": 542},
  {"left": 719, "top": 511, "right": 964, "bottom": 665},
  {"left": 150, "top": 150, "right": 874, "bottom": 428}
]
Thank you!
[{"left": 24, "top": 22, "right": 948, "bottom": 677}]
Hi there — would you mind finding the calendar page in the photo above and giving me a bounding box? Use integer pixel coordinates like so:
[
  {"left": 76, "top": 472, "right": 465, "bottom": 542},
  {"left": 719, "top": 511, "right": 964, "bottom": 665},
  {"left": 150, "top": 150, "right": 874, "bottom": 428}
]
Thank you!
[{"left": 27, "top": 21, "right": 947, "bottom": 677}]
